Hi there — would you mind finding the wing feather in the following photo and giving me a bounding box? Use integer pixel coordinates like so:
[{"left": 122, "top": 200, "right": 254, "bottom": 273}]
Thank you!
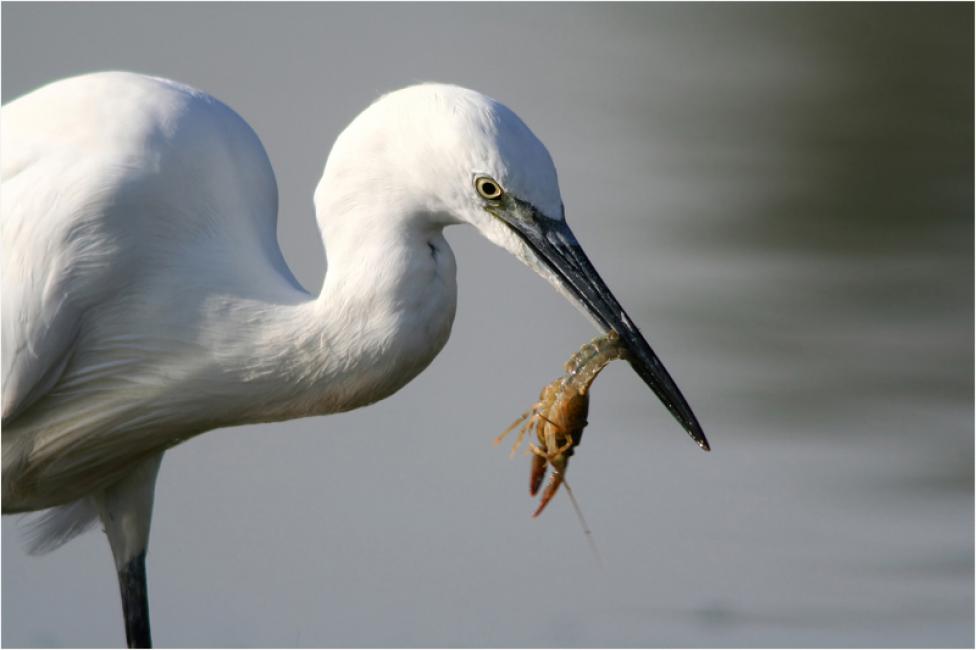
[
  {"left": 2, "top": 72, "right": 310, "bottom": 516},
  {"left": 1, "top": 71, "right": 287, "bottom": 428}
]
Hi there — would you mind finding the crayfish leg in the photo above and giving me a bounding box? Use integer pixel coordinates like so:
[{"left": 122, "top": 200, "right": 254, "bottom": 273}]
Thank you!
[{"left": 494, "top": 409, "right": 534, "bottom": 458}]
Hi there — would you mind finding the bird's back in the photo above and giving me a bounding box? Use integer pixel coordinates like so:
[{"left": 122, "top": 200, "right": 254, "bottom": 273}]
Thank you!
[{"left": 2, "top": 72, "right": 299, "bottom": 510}]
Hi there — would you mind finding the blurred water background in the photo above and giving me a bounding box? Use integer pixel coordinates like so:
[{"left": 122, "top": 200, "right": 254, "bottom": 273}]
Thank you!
[{"left": 2, "top": 3, "right": 972, "bottom": 647}]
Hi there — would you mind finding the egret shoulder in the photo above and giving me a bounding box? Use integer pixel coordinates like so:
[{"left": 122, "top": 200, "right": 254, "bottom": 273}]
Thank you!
[
  {"left": 1, "top": 72, "right": 296, "bottom": 423},
  {"left": 2, "top": 71, "right": 280, "bottom": 247}
]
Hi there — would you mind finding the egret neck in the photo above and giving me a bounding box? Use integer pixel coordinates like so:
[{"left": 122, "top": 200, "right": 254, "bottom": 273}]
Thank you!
[
  {"left": 235, "top": 204, "right": 457, "bottom": 423},
  {"left": 318, "top": 207, "right": 458, "bottom": 413}
]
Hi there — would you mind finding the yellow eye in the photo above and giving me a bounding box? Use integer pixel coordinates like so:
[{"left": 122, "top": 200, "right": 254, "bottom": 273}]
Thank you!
[{"left": 475, "top": 176, "right": 504, "bottom": 200}]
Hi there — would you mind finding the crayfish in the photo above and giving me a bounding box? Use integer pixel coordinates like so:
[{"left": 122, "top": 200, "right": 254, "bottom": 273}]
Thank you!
[{"left": 495, "top": 331, "right": 629, "bottom": 516}]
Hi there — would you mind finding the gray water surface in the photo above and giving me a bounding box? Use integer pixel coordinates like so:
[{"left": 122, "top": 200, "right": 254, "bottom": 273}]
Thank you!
[{"left": 2, "top": 4, "right": 972, "bottom": 647}]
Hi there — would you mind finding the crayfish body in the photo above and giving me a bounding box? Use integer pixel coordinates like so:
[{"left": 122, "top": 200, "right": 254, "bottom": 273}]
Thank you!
[{"left": 496, "top": 332, "right": 630, "bottom": 516}]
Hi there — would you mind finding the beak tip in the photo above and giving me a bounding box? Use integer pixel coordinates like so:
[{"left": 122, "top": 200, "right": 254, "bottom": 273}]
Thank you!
[
  {"left": 686, "top": 424, "right": 710, "bottom": 451},
  {"left": 684, "top": 416, "right": 710, "bottom": 451}
]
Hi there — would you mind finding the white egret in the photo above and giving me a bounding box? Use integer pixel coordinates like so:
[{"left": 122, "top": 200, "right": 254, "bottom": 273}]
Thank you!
[{"left": 1, "top": 72, "right": 708, "bottom": 648}]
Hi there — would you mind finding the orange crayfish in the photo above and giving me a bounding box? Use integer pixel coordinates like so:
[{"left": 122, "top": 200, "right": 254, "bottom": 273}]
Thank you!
[{"left": 495, "top": 331, "right": 629, "bottom": 516}]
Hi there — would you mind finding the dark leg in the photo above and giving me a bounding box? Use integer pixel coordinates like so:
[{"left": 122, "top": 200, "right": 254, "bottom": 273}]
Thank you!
[
  {"left": 117, "top": 551, "right": 152, "bottom": 648},
  {"left": 96, "top": 453, "right": 163, "bottom": 648}
]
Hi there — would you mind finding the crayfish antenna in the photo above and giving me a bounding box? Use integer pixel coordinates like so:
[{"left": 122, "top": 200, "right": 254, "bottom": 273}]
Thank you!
[{"left": 562, "top": 480, "right": 604, "bottom": 569}]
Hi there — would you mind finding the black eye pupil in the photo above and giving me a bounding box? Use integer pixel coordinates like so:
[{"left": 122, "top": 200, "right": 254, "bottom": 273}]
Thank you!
[{"left": 475, "top": 177, "right": 503, "bottom": 199}]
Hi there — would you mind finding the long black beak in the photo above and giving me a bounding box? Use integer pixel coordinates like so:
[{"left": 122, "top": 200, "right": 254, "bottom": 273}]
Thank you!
[{"left": 497, "top": 202, "right": 709, "bottom": 451}]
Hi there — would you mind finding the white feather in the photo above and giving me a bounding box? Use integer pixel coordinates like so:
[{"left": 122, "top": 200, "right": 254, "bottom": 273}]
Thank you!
[
  {"left": 1, "top": 73, "right": 564, "bottom": 532},
  {"left": 22, "top": 497, "right": 99, "bottom": 555}
]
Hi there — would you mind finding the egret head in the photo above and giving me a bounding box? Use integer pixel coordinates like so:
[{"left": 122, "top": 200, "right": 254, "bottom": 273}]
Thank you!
[{"left": 318, "top": 84, "right": 707, "bottom": 449}]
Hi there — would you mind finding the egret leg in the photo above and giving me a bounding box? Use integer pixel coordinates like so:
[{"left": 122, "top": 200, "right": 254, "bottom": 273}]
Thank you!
[
  {"left": 118, "top": 551, "right": 151, "bottom": 648},
  {"left": 95, "top": 453, "right": 163, "bottom": 649}
]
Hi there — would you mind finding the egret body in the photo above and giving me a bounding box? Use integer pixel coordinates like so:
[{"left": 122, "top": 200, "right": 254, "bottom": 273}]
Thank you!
[{"left": 1, "top": 72, "right": 707, "bottom": 647}]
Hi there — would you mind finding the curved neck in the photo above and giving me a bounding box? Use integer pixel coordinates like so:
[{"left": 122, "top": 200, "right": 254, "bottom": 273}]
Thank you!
[
  {"left": 316, "top": 215, "right": 458, "bottom": 413},
  {"left": 218, "top": 206, "right": 457, "bottom": 425}
]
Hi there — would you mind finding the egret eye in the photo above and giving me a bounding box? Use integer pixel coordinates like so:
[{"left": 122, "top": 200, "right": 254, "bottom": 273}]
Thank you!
[{"left": 475, "top": 176, "right": 504, "bottom": 200}]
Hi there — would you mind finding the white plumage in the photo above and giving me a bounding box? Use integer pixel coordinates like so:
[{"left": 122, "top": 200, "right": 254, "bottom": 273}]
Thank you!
[
  {"left": 1, "top": 72, "right": 704, "bottom": 647},
  {"left": 2, "top": 72, "right": 557, "bottom": 517}
]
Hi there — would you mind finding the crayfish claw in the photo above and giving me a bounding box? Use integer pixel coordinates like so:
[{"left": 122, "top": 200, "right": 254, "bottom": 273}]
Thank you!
[
  {"left": 529, "top": 450, "right": 547, "bottom": 496},
  {"left": 532, "top": 470, "right": 564, "bottom": 517}
]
